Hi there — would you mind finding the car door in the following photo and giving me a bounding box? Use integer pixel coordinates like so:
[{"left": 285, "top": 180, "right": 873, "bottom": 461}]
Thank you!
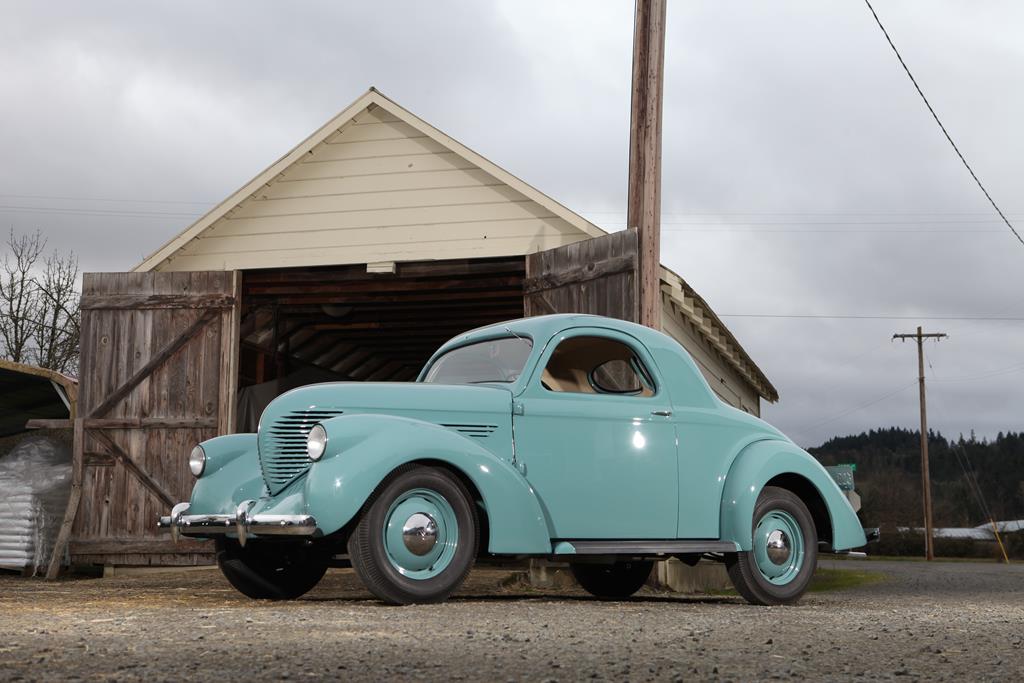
[{"left": 512, "top": 327, "right": 678, "bottom": 539}]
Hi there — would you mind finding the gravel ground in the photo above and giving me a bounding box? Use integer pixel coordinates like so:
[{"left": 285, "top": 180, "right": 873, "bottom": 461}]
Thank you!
[{"left": 1, "top": 559, "right": 1022, "bottom": 681}]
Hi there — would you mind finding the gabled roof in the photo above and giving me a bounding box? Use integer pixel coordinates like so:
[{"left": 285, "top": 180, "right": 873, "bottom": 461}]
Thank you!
[
  {"left": 134, "top": 88, "right": 604, "bottom": 272},
  {"left": 131, "top": 87, "right": 775, "bottom": 402}
]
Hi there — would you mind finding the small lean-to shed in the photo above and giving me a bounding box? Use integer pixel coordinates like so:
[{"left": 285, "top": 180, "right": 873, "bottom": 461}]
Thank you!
[{"left": 65, "top": 88, "right": 777, "bottom": 568}]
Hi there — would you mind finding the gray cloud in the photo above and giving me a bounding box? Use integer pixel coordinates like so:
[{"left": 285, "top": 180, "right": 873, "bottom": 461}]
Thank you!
[{"left": 1, "top": 0, "right": 1021, "bottom": 446}]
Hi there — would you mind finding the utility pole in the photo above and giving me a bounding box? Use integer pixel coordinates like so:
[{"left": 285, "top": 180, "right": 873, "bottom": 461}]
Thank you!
[
  {"left": 627, "top": 0, "right": 667, "bottom": 329},
  {"left": 893, "top": 326, "right": 948, "bottom": 561}
]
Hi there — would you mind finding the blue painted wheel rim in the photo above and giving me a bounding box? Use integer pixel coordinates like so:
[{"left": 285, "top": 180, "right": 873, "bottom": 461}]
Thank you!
[
  {"left": 753, "top": 509, "right": 805, "bottom": 586},
  {"left": 383, "top": 488, "right": 458, "bottom": 580}
]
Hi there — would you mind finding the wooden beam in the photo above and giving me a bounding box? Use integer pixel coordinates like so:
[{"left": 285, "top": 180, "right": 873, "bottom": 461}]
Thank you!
[
  {"left": 88, "top": 309, "right": 219, "bottom": 419},
  {"left": 46, "top": 418, "right": 84, "bottom": 580},
  {"left": 26, "top": 418, "right": 72, "bottom": 430},
  {"left": 69, "top": 538, "right": 212, "bottom": 555},
  {"left": 627, "top": 0, "right": 667, "bottom": 329},
  {"left": 28, "top": 417, "right": 216, "bottom": 430},
  {"left": 523, "top": 254, "right": 636, "bottom": 294},
  {"left": 80, "top": 293, "right": 236, "bottom": 310},
  {"left": 91, "top": 430, "right": 176, "bottom": 508}
]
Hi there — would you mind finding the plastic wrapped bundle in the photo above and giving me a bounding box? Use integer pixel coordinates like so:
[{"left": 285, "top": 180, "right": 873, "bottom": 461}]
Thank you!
[{"left": 0, "top": 436, "right": 72, "bottom": 574}]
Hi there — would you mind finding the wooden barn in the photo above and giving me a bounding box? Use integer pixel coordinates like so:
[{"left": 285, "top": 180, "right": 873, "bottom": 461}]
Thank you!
[{"left": 57, "top": 88, "right": 777, "bottom": 570}]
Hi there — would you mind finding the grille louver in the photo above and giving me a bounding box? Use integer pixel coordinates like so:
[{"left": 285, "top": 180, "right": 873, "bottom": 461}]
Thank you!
[
  {"left": 441, "top": 424, "right": 498, "bottom": 438},
  {"left": 259, "top": 409, "right": 343, "bottom": 492}
]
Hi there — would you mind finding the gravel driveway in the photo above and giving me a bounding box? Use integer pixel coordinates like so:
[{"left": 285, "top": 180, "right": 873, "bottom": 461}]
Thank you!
[{"left": 1, "top": 559, "right": 1021, "bottom": 681}]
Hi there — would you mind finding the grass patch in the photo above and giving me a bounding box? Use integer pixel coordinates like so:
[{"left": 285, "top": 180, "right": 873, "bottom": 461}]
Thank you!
[
  {"left": 705, "top": 566, "right": 885, "bottom": 597},
  {"left": 808, "top": 567, "right": 885, "bottom": 593},
  {"left": 834, "top": 554, "right": 999, "bottom": 563}
]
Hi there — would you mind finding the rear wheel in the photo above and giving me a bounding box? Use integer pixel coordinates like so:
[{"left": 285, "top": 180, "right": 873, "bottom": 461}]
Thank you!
[
  {"left": 571, "top": 560, "right": 653, "bottom": 599},
  {"left": 216, "top": 538, "right": 329, "bottom": 600},
  {"left": 726, "top": 486, "right": 817, "bottom": 605},
  {"left": 348, "top": 466, "right": 478, "bottom": 605}
]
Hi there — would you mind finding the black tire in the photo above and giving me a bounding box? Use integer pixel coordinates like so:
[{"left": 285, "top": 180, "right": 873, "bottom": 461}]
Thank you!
[
  {"left": 347, "top": 466, "right": 478, "bottom": 605},
  {"left": 726, "top": 486, "right": 818, "bottom": 606},
  {"left": 571, "top": 560, "right": 653, "bottom": 599},
  {"left": 216, "top": 538, "right": 329, "bottom": 600}
]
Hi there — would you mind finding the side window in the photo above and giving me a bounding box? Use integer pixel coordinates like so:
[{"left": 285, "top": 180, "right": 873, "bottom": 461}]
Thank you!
[{"left": 541, "top": 336, "right": 655, "bottom": 397}]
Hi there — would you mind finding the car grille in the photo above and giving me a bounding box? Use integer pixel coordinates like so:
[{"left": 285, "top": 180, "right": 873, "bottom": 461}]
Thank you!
[
  {"left": 441, "top": 423, "right": 498, "bottom": 438},
  {"left": 259, "top": 408, "right": 344, "bottom": 493}
]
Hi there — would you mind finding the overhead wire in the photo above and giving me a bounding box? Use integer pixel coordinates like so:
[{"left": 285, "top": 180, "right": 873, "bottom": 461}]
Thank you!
[
  {"left": 923, "top": 360, "right": 1001, "bottom": 534},
  {"left": 862, "top": 0, "right": 1024, "bottom": 247},
  {"left": 719, "top": 314, "right": 1024, "bottom": 322},
  {"left": 790, "top": 379, "right": 918, "bottom": 441}
]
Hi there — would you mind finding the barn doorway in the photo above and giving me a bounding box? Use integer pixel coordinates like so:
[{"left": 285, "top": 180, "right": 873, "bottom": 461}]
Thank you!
[{"left": 235, "top": 256, "right": 525, "bottom": 431}]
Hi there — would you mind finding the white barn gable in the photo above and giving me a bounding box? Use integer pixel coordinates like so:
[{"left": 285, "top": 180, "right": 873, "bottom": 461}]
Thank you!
[{"left": 137, "top": 89, "right": 603, "bottom": 272}]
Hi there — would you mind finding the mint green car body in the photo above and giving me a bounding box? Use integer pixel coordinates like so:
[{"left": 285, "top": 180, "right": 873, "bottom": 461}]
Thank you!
[{"left": 187, "top": 314, "right": 866, "bottom": 555}]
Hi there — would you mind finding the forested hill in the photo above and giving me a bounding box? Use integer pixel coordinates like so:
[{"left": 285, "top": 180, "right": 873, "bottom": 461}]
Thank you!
[{"left": 809, "top": 427, "right": 1024, "bottom": 529}]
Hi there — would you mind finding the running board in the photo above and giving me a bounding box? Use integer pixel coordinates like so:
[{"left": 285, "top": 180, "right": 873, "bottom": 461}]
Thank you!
[{"left": 555, "top": 540, "right": 738, "bottom": 555}]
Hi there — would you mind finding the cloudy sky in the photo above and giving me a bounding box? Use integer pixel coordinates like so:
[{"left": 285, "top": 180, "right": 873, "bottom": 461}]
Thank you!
[{"left": 1, "top": 1, "right": 1021, "bottom": 447}]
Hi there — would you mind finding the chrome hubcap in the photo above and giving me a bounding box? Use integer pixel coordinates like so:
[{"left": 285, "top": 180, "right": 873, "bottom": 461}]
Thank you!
[
  {"left": 765, "top": 529, "right": 791, "bottom": 565},
  {"left": 402, "top": 513, "right": 438, "bottom": 556}
]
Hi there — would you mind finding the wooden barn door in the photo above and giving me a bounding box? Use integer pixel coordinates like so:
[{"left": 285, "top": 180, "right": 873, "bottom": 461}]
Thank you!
[
  {"left": 524, "top": 230, "right": 639, "bottom": 322},
  {"left": 67, "top": 272, "right": 240, "bottom": 567}
]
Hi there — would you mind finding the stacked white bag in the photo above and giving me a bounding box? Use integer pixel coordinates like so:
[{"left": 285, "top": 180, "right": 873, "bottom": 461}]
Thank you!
[{"left": 0, "top": 436, "right": 72, "bottom": 574}]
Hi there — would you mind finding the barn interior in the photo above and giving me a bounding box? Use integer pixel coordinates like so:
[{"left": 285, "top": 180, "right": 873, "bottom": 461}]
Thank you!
[{"left": 235, "top": 256, "right": 525, "bottom": 430}]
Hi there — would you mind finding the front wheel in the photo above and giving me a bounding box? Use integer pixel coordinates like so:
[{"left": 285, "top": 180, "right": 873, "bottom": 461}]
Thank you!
[
  {"left": 571, "top": 560, "right": 653, "bottom": 599},
  {"left": 348, "top": 465, "right": 478, "bottom": 605},
  {"left": 726, "top": 486, "right": 818, "bottom": 605},
  {"left": 216, "top": 538, "right": 329, "bottom": 600}
]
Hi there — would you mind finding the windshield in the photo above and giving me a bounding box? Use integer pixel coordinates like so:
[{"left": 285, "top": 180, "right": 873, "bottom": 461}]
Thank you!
[{"left": 423, "top": 337, "right": 533, "bottom": 385}]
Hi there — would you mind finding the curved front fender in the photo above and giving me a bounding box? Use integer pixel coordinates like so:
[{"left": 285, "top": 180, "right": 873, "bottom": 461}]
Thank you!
[
  {"left": 189, "top": 433, "right": 266, "bottom": 514},
  {"left": 720, "top": 439, "right": 866, "bottom": 551},
  {"left": 305, "top": 414, "right": 551, "bottom": 554}
]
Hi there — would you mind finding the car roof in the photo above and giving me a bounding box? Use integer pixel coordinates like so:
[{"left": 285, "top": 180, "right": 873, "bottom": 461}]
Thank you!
[{"left": 439, "top": 314, "right": 674, "bottom": 352}]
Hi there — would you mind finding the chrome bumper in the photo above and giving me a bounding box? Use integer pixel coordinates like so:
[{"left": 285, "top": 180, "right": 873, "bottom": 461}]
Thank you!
[{"left": 157, "top": 501, "right": 317, "bottom": 546}]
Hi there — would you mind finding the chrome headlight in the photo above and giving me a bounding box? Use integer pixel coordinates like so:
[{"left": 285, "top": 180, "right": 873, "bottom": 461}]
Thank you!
[
  {"left": 189, "top": 445, "right": 206, "bottom": 477},
  {"left": 307, "top": 424, "right": 328, "bottom": 461}
]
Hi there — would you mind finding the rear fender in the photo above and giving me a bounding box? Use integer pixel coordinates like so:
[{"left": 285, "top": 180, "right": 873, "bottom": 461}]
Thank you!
[
  {"left": 720, "top": 439, "right": 866, "bottom": 551},
  {"left": 306, "top": 414, "right": 551, "bottom": 554}
]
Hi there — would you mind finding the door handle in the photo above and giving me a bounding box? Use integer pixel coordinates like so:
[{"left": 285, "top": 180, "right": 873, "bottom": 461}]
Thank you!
[{"left": 651, "top": 410, "right": 672, "bottom": 417}]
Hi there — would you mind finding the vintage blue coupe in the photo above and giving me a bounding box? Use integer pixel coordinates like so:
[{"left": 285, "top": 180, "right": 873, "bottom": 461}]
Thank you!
[{"left": 160, "top": 314, "right": 866, "bottom": 605}]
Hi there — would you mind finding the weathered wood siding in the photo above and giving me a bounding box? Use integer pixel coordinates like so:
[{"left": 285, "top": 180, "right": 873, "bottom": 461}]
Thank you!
[
  {"left": 660, "top": 297, "right": 761, "bottom": 415},
  {"left": 71, "top": 272, "right": 240, "bottom": 566},
  {"left": 524, "top": 231, "right": 638, "bottom": 322},
  {"left": 159, "top": 105, "right": 587, "bottom": 271}
]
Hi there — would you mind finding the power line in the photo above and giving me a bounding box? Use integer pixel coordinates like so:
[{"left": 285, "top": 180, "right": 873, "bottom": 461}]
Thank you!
[
  {"left": 0, "top": 205, "right": 203, "bottom": 218},
  {"left": 585, "top": 212, "right": 1024, "bottom": 216},
  {"left": 660, "top": 228, "right": 1004, "bottom": 234},
  {"left": 794, "top": 379, "right": 918, "bottom": 438},
  {"left": 862, "top": 0, "right": 1024, "bottom": 247},
  {"left": 929, "top": 362, "right": 1024, "bottom": 383},
  {"left": 720, "top": 314, "right": 1024, "bottom": 322},
  {"left": 656, "top": 220, "right": 1007, "bottom": 224},
  {"left": 0, "top": 193, "right": 215, "bottom": 206}
]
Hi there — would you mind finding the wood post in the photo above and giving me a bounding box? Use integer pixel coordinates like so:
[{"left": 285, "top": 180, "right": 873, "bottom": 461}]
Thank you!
[
  {"left": 45, "top": 418, "right": 84, "bottom": 579},
  {"left": 627, "top": 0, "right": 668, "bottom": 330},
  {"left": 893, "top": 326, "right": 947, "bottom": 561}
]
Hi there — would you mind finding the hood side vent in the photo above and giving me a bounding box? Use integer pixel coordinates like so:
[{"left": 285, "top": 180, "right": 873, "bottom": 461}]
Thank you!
[{"left": 441, "top": 423, "right": 499, "bottom": 439}]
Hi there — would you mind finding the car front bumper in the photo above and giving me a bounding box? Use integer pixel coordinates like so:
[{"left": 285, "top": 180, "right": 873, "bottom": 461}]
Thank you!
[{"left": 157, "top": 501, "right": 318, "bottom": 546}]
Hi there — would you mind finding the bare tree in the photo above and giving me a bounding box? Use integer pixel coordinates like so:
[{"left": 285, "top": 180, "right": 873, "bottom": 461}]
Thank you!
[
  {"left": 30, "top": 248, "right": 80, "bottom": 374},
  {"left": 0, "top": 229, "right": 44, "bottom": 364},
  {"left": 0, "top": 229, "right": 81, "bottom": 375}
]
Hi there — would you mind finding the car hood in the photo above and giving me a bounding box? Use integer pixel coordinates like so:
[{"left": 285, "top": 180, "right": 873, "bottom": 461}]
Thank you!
[
  {"left": 261, "top": 381, "right": 514, "bottom": 424},
  {"left": 256, "top": 382, "right": 514, "bottom": 494}
]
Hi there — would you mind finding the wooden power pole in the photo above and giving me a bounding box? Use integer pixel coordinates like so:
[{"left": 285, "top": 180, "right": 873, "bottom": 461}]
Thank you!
[
  {"left": 627, "top": 0, "right": 667, "bottom": 329},
  {"left": 893, "top": 326, "right": 948, "bottom": 561}
]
